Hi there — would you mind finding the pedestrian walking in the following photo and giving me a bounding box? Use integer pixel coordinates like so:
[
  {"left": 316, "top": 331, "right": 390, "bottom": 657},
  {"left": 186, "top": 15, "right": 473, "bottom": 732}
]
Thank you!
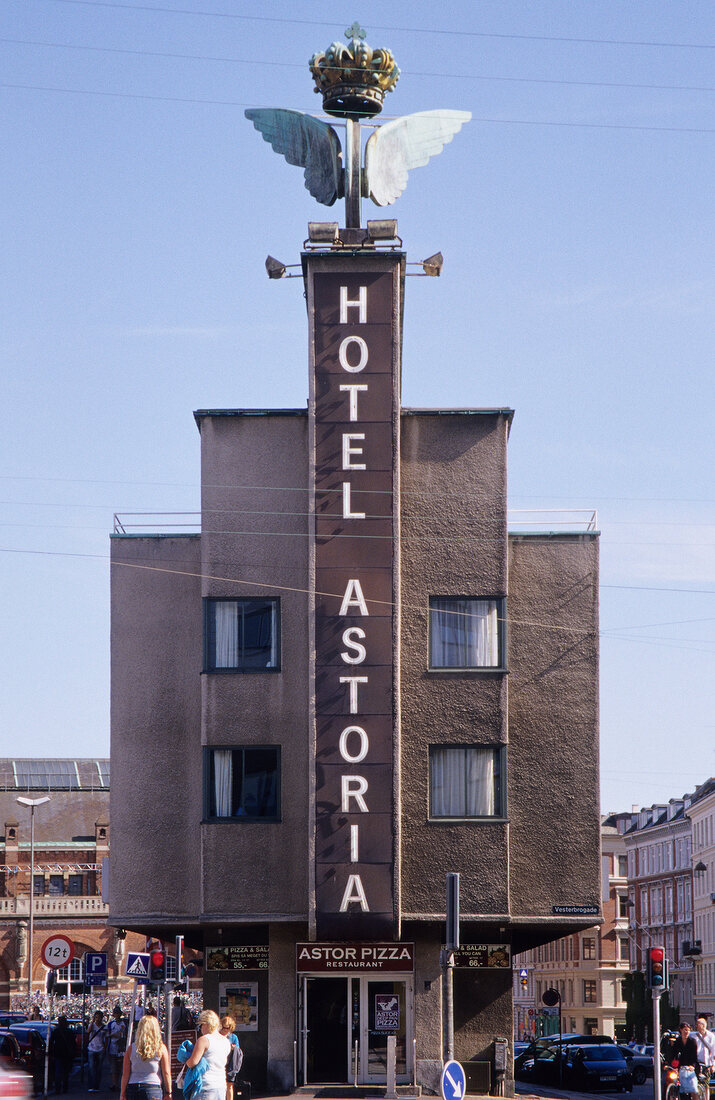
[
  {"left": 49, "top": 1015, "right": 76, "bottom": 1095},
  {"left": 218, "top": 1016, "right": 242, "bottom": 1100},
  {"left": 107, "top": 1006, "right": 128, "bottom": 1091},
  {"left": 185, "top": 1011, "right": 231, "bottom": 1100},
  {"left": 120, "top": 1014, "right": 171, "bottom": 1100},
  {"left": 87, "top": 1010, "right": 108, "bottom": 1092},
  {"left": 694, "top": 1014, "right": 715, "bottom": 1071}
]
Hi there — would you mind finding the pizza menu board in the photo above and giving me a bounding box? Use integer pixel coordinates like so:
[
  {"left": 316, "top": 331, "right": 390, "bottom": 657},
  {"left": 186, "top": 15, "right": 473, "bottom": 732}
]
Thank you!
[
  {"left": 450, "top": 944, "right": 511, "bottom": 969},
  {"left": 206, "top": 945, "right": 269, "bottom": 970}
]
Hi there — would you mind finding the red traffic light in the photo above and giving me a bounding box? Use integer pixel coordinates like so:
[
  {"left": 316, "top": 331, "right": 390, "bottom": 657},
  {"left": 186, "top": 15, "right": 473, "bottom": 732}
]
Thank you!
[
  {"left": 151, "top": 951, "right": 165, "bottom": 967},
  {"left": 650, "top": 948, "right": 664, "bottom": 963}
]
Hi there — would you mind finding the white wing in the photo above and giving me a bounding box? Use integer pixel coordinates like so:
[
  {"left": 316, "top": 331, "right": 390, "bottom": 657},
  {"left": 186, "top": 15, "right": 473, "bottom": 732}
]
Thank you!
[
  {"left": 245, "top": 108, "right": 343, "bottom": 206},
  {"left": 363, "top": 109, "right": 471, "bottom": 206}
]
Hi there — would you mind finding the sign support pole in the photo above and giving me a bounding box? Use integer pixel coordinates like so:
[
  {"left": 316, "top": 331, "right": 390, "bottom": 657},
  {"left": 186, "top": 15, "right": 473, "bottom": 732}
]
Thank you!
[
  {"left": 44, "top": 990, "right": 53, "bottom": 1096},
  {"left": 652, "top": 990, "right": 662, "bottom": 1100}
]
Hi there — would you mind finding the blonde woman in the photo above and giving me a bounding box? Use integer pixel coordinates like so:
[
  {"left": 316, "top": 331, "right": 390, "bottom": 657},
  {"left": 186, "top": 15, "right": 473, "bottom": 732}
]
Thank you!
[
  {"left": 186, "top": 1011, "right": 231, "bottom": 1100},
  {"left": 120, "top": 1014, "right": 171, "bottom": 1100},
  {"left": 219, "top": 1016, "right": 241, "bottom": 1100}
]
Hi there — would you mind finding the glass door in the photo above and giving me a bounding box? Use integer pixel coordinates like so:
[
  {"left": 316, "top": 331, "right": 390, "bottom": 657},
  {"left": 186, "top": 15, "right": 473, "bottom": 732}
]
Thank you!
[
  {"left": 304, "top": 976, "right": 350, "bottom": 1083},
  {"left": 360, "top": 978, "right": 411, "bottom": 1084}
]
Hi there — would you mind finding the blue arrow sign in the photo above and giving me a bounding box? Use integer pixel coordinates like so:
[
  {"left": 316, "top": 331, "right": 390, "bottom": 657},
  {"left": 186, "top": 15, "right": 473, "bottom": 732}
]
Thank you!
[
  {"left": 84, "top": 952, "right": 107, "bottom": 986},
  {"left": 126, "top": 952, "right": 151, "bottom": 984},
  {"left": 441, "top": 1060, "right": 466, "bottom": 1100}
]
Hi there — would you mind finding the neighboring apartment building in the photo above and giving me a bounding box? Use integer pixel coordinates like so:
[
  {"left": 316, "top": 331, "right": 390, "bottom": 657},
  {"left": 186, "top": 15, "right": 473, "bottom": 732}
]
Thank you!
[
  {"left": 687, "top": 777, "right": 715, "bottom": 1021},
  {"left": 513, "top": 818, "right": 630, "bottom": 1040},
  {"left": 0, "top": 759, "right": 144, "bottom": 1009},
  {"left": 109, "top": 242, "right": 602, "bottom": 1096},
  {"left": 622, "top": 798, "right": 695, "bottom": 1017}
]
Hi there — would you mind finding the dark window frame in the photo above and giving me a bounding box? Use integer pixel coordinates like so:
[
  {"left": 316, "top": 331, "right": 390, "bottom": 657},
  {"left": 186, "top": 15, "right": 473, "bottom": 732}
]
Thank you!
[
  {"left": 203, "top": 745, "right": 281, "bottom": 824},
  {"left": 203, "top": 597, "right": 281, "bottom": 674},
  {"left": 428, "top": 744, "right": 506, "bottom": 821},
  {"left": 428, "top": 595, "right": 506, "bottom": 672}
]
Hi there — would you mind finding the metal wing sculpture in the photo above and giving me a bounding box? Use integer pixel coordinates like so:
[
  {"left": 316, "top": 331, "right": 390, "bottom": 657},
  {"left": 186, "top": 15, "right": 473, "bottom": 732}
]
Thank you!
[
  {"left": 245, "top": 108, "right": 343, "bottom": 206},
  {"left": 363, "top": 110, "right": 471, "bottom": 206},
  {"left": 244, "top": 107, "right": 471, "bottom": 225}
]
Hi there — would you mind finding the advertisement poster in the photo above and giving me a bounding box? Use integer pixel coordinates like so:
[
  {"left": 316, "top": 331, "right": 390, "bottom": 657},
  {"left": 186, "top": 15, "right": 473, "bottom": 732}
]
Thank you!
[{"left": 219, "top": 981, "right": 258, "bottom": 1031}]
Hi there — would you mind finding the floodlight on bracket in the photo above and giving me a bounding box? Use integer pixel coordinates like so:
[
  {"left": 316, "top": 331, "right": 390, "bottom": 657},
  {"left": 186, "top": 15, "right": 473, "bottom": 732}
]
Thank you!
[
  {"left": 406, "top": 252, "right": 444, "bottom": 277},
  {"left": 265, "top": 255, "right": 302, "bottom": 279}
]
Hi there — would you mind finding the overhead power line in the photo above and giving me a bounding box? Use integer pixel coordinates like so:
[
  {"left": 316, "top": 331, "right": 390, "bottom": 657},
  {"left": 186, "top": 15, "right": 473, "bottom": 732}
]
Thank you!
[
  {"left": 4, "top": 37, "right": 714, "bottom": 94},
  {"left": 40, "top": 1, "right": 715, "bottom": 50}
]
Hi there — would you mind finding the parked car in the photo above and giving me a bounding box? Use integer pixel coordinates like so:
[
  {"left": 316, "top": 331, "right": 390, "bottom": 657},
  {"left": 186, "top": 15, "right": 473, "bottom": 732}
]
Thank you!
[
  {"left": 0, "top": 1020, "right": 26, "bottom": 1032},
  {"left": 0, "top": 1061, "right": 32, "bottom": 1100},
  {"left": 5, "top": 1029, "right": 45, "bottom": 1087},
  {"left": 618, "top": 1043, "right": 654, "bottom": 1086},
  {"left": 0, "top": 1034, "right": 24, "bottom": 1071},
  {"left": 565, "top": 1044, "right": 633, "bottom": 1092}
]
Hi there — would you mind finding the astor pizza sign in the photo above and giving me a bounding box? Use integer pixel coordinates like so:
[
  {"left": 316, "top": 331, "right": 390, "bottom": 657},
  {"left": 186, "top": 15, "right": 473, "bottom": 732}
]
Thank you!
[
  {"left": 296, "top": 942, "right": 414, "bottom": 972},
  {"left": 307, "top": 255, "right": 403, "bottom": 940}
]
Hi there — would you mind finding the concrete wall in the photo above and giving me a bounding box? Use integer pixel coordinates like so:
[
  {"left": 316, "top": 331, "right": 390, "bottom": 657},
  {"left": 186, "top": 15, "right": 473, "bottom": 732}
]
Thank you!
[
  {"left": 197, "top": 413, "right": 310, "bottom": 919},
  {"left": 507, "top": 534, "right": 601, "bottom": 924},
  {"left": 109, "top": 535, "right": 202, "bottom": 926},
  {"left": 399, "top": 412, "right": 510, "bottom": 918}
]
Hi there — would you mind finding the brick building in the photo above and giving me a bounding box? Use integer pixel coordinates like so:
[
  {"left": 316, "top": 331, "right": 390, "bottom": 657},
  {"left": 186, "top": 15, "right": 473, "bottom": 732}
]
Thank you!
[{"left": 0, "top": 758, "right": 144, "bottom": 1010}]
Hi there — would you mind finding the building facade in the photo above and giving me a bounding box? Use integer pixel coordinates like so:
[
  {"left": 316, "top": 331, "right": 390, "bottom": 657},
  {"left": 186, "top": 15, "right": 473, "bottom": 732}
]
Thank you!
[
  {"left": 513, "top": 818, "right": 630, "bottom": 1040},
  {"left": 0, "top": 758, "right": 144, "bottom": 1010},
  {"left": 622, "top": 799, "right": 696, "bottom": 1018},
  {"left": 687, "top": 778, "right": 715, "bottom": 1021},
  {"left": 109, "top": 244, "right": 601, "bottom": 1095}
]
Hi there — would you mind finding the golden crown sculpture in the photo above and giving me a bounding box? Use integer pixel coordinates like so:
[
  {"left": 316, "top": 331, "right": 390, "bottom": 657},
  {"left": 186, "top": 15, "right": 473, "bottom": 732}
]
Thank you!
[{"left": 309, "top": 22, "right": 400, "bottom": 119}]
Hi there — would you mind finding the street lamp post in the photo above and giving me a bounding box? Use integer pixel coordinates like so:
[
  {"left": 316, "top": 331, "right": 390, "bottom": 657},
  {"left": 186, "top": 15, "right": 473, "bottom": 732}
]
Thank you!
[{"left": 16, "top": 796, "right": 51, "bottom": 1000}]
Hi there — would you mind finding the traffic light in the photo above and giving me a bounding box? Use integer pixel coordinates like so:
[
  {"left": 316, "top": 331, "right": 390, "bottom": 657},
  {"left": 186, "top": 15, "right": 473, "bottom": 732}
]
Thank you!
[
  {"left": 520, "top": 975, "right": 528, "bottom": 991},
  {"left": 683, "top": 940, "right": 702, "bottom": 957},
  {"left": 149, "top": 949, "right": 166, "bottom": 983},
  {"left": 646, "top": 945, "right": 669, "bottom": 990}
]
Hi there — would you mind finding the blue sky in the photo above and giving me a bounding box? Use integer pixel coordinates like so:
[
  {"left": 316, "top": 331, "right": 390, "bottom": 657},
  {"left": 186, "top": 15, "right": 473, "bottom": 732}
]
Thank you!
[{"left": 2, "top": 0, "right": 713, "bottom": 813}]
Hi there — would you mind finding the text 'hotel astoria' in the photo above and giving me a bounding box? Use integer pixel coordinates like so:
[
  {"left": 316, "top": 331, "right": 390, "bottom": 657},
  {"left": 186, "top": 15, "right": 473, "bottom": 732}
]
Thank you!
[{"left": 109, "top": 25, "right": 602, "bottom": 1098}]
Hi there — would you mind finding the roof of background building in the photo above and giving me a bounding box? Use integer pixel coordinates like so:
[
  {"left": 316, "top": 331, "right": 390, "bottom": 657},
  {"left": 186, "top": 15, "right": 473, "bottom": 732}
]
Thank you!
[{"left": 0, "top": 759, "right": 109, "bottom": 791}]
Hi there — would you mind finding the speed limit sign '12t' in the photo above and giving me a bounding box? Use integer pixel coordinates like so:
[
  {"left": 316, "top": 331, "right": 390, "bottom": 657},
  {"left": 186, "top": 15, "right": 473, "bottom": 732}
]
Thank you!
[{"left": 41, "top": 935, "right": 75, "bottom": 969}]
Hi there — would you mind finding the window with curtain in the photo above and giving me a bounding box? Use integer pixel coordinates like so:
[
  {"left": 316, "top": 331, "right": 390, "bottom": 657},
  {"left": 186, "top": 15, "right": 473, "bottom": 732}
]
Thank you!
[
  {"left": 429, "top": 746, "right": 503, "bottom": 818},
  {"left": 204, "top": 598, "right": 279, "bottom": 671},
  {"left": 205, "top": 747, "right": 280, "bottom": 821},
  {"left": 429, "top": 597, "right": 503, "bottom": 669}
]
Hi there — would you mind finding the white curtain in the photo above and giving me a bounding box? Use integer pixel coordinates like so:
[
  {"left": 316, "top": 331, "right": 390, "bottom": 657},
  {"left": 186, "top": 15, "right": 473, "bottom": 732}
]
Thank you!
[
  {"left": 431, "top": 747, "right": 496, "bottom": 817},
  {"left": 430, "top": 599, "right": 499, "bottom": 667},
  {"left": 214, "top": 602, "right": 239, "bottom": 668},
  {"left": 213, "top": 750, "right": 233, "bottom": 817}
]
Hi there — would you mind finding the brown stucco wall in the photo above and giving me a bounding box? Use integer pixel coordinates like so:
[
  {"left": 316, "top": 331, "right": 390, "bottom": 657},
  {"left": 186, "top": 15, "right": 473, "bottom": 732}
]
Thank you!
[
  {"left": 109, "top": 535, "right": 202, "bottom": 926},
  {"left": 197, "top": 413, "right": 310, "bottom": 919},
  {"left": 399, "top": 412, "right": 511, "bottom": 918},
  {"left": 507, "top": 534, "right": 601, "bottom": 923}
]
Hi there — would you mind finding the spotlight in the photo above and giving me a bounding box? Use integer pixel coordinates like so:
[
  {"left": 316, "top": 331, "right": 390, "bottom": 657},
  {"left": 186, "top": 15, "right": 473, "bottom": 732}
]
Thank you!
[
  {"left": 307, "top": 222, "right": 339, "bottom": 244},
  {"left": 422, "top": 252, "right": 444, "bottom": 277},
  {"left": 366, "top": 219, "right": 399, "bottom": 242},
  {"left": 265, "top": 255, "right": 287, "bottom": 279}
]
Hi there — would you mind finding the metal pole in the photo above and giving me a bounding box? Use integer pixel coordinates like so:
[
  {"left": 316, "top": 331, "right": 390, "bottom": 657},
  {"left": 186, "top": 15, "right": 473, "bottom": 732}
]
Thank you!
[
  {"left": 28, "top": 805, "right": 35, "bottom": 999},
  {"left": 44, "top": 988, "right": 53, "bottom": 1096},
  {"left": 344, "top": 119, "right": 362, "bottom": 228},
  {"left": 443, "top": 954, "right": 454, "bottom": 1062},
  {"left": 652, "top": 990, "right": 662, "bottom": 1100},
  {"left": 81, "top": 986, "right": 87, "bottom": 1083}
]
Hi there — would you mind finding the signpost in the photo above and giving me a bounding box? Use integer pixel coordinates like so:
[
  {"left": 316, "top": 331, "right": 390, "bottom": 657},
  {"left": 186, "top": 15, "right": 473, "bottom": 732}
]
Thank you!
[
  {"left": 41, "top": 934, "right": 74, "bottom": 969},
  {"left": 126, "top": 952, "right": 151, "bottom": 984},
  {"left": 40, "top": 936, "right": 74, "bottom": 1097},
  {"left": 84, "top": 951, "right": 108, "bottom": 987},
  {"left": 440, "top": 1060, "right": 466, "bottom": 1100}
]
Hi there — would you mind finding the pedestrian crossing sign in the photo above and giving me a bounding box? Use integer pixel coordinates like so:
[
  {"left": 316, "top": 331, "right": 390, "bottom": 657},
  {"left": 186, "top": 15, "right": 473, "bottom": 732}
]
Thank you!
[{"left": 126, "top": 952, "right": 151, "bottom": 983}]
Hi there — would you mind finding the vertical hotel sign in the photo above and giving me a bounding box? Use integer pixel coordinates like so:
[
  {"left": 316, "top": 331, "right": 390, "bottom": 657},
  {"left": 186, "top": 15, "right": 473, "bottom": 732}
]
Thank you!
[{"left": 307, "top": 255, "right": 402, "bottom": 941}]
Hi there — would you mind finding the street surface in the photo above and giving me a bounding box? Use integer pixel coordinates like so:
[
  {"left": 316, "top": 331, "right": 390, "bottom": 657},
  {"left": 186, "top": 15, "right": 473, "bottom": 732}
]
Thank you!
[{"left": 518, "top": 1080, "right": 657, "bottom": 1100}]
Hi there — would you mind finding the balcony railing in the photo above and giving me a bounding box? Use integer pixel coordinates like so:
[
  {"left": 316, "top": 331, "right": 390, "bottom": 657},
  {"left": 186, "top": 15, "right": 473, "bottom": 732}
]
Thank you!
[
  {"left": 0, "top": 896, "right": 108, "bottom": 916},
  {"left": 114, "top": 509, "right": 599, "bottom": 536}
]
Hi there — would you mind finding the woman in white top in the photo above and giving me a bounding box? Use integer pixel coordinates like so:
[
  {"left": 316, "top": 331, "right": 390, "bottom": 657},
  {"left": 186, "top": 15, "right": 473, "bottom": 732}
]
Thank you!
[
  {"left": 186, "top": 1011, "right": 231, "bottom": 1100},
  {"left": 120, "top": 1015, "right": 171, "bottom": 1100}
]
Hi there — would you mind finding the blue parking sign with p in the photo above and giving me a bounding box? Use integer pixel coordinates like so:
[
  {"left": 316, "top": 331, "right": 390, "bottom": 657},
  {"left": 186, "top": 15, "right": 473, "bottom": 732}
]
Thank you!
[{"left": 85, "top": 952, "right": 108, "bottom": 986}]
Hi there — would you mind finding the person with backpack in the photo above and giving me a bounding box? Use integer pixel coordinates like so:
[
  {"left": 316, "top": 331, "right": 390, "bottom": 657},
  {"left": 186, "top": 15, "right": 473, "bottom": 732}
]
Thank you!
[
  {"left": 87, "top": 1011, "right": 108, "bottom": 1092},
  {"left": 219, "top": 1017, "right": 243, "bottom": 1100}
]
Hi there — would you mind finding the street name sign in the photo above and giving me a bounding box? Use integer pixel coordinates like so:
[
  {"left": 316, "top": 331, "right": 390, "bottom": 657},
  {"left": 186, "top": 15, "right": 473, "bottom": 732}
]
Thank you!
[
  {"left": 41, "top": 935, "right": 74, "bottom": 969},
  {"left": 85, "top": 951, "right": 108, "bottom": 986},
  {"left": 441, "top": 1060, "right": 466, "bottom": 1100},
  {"left": 126, "top": 952, "right": 151, "bottom": 984}
]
